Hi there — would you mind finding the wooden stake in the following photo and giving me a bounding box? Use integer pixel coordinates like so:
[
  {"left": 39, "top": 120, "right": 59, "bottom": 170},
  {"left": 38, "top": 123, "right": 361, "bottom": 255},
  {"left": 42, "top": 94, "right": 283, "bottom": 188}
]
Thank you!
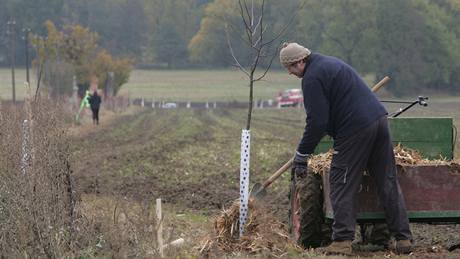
[
  {"left": 21, "top": 82, "right": 33, "bottom": 175},
  {"left": 162, "top": 238, "right": 185, "bottom": 249},
  {"left": 156, "top": 198, "right": 164, "bottom": 258}
]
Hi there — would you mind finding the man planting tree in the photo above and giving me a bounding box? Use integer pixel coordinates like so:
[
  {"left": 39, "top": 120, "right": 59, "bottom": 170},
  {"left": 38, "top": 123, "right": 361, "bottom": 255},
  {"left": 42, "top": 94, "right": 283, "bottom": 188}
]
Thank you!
[{"left": 279, "top": 42, "right": 412, "bottom": 255}]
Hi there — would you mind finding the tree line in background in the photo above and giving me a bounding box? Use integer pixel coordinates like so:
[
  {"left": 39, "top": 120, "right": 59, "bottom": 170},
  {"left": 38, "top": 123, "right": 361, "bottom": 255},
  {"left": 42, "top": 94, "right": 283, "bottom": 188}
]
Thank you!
[
  {"left": 1, "top": 0, "right": 459, "bottom": 95},
  {"left": 32, "top": 21, "right": 132, "bottom": 98}
]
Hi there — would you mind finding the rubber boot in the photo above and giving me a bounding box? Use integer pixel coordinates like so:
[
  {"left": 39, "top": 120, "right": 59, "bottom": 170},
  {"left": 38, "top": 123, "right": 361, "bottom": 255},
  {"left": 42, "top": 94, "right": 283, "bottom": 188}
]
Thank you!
[
  {"left": 318, "top": 240, "right": 353, "bottom": 256},
  {"left": 395, "top": 239, "right": 413, "bottom": 254}
]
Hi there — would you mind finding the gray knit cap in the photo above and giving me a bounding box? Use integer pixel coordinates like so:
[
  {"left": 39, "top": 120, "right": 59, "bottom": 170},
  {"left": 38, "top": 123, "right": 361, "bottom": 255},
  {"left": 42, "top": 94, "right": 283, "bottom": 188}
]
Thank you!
[{"left": 279, "top": 42, "right": 311, "bottom": 67}]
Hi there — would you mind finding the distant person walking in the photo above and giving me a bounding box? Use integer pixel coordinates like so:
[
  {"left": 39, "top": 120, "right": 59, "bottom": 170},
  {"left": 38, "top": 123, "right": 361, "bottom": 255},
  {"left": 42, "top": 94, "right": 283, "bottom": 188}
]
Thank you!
[
  {"left": 89, "top": 90, "right": 102, "bottom": 125},
  {"left": 88, "top": 76, "right": 102, "bottom": 125}
]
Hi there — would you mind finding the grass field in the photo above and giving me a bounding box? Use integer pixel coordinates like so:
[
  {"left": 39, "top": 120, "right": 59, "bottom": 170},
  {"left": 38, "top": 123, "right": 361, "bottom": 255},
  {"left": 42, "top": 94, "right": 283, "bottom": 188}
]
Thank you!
[
  {"left": 2, "top": 67, "right": 459, "bottom": 102},
  {"left": 119, "top": 69, "right": 302, "bottom": 102},
  {"left": 0, "top": 68, "right": 377, "bottom": 102},
  {"left": 0, "top": 68, "right": 35, "bottom": 100},
  {"left": 0, "top": 68, "right": 301, "bottom": 101}
]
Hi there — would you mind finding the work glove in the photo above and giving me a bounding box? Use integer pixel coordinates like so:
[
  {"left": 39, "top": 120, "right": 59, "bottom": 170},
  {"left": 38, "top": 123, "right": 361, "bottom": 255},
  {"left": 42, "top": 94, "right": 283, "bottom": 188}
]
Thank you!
[{"left": 292, "top": 152, "right": 310, "bottom": 179}]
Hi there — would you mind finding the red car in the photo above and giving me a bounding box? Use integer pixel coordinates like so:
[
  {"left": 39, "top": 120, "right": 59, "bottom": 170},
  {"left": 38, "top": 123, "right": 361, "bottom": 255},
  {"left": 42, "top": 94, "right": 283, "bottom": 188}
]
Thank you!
[{"left": 276, "top": 89, "right": 303, "bottom": 107}]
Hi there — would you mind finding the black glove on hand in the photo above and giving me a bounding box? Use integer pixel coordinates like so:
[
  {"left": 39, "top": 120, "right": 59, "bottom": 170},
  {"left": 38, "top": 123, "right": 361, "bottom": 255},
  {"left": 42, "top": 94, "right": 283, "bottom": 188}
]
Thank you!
[{"left": 292, "top": 152, "right": 309, "bottom": 179}]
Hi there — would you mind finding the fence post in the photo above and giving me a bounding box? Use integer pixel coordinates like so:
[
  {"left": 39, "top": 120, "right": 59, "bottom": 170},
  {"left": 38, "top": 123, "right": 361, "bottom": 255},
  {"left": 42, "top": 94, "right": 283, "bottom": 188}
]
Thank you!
[{"left": 21, "top": 82, "right": 32, "bottom": 175}]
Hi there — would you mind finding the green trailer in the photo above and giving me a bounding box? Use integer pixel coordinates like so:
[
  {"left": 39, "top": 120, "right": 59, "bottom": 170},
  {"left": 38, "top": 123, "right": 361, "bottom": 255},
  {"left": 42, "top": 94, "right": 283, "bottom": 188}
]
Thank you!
[
  {"left": 316, "top": 117, "right": 455, "bottom": 160},
  {"left": 289, "top": 116, "right": 460, "bottom": 248}
]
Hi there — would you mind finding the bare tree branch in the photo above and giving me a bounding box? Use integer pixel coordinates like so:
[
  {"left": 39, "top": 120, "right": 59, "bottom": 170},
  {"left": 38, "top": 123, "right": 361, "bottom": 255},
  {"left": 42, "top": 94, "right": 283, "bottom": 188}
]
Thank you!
[
  {"left": 238, "top": 0, "right": 253, "bottom": 42},
  {"left": 250, "top": 45, "right": 262, "bottom": 75},
  {"left": 253, "top": 32, "right": 263, "bottom": 47},
  {"left": 256, "top": 51, "right": 273, "bottom": 58},
  {"left": 255, "top": 51, "right": 278, "bottom": 81},
  {"left": 249, "top": 0, "right": 265, "bottom": 72},
  {"left": 237, "top": 1, "right": 249, "bottom": 29},
  {"left": 250, "top": 0, "right": 254, "bottom": 27},
  {"left": 252, "top": 16, "right": 263, "bottom": 37},
  {"left": 241, "top": 0, "right": 252, "bottom": 29},
  {"left": 255, "top": 0, "right": 265, "bottom": 47},
  {"left": 226, "top": 19, "right": 252, "bottom": 47},
  {"left": 225, "top": 25, "right": 250, "bottom": 77}
]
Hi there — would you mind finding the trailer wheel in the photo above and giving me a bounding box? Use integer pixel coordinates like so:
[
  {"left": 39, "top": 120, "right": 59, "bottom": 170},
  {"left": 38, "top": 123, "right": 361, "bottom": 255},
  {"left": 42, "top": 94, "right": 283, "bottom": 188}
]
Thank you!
[{"left": 289, "top": 171, "right": 331, "bottom": 248}]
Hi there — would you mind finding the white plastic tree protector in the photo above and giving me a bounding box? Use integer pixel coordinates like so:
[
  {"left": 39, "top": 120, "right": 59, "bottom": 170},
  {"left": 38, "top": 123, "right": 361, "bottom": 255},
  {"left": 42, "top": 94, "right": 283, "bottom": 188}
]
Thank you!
[{"left": 239, "top": 129, "right": 250, "bottom": 236}]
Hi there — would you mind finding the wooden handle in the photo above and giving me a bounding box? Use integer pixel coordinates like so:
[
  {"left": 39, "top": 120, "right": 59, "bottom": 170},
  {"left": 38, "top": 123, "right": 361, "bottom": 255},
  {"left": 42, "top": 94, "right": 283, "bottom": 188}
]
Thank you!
[
  {"left": 262, "top": 157, "right": 294, "bottom": 188},
  {"left": 371, "top": 76, "right": 390, "bottom": 93}
]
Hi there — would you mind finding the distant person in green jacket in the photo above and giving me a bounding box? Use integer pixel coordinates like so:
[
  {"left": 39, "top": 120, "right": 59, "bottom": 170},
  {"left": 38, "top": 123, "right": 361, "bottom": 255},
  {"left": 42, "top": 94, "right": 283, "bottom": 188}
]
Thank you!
[{"left": 76, "top": 90, "right": 91, "bottom": 122}]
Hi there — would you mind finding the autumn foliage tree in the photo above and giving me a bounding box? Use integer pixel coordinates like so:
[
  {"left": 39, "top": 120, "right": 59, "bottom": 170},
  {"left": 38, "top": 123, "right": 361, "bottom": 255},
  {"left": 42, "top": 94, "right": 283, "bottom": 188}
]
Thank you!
[
  {"left": 188, "top": 0, "right": 238, "bottom": 66},
  {"left": 92, "top": 50, "right": 133, "bottom": 95},
  {"left": 32, "top": 21, "right": 133, "bottom": 98}
]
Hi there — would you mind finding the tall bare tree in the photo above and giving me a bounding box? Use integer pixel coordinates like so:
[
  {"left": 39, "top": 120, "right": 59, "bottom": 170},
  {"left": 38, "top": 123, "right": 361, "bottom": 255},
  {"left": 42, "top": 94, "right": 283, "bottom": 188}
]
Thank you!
[
  {"left": 226, "top": 0, "right": 304, "bottom": 130},
  {"left": 227, "top": 0, "right": 305, "bottom": 236}
]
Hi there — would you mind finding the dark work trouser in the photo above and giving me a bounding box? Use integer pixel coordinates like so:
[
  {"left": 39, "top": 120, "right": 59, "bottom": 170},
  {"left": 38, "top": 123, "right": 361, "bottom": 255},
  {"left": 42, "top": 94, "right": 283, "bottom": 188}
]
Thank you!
[
  {"left": 91, "top": 107, "right": 99, "bottom": 124},
  {"left": 329, "top": 115, "right": 412, "bottom": 241}
]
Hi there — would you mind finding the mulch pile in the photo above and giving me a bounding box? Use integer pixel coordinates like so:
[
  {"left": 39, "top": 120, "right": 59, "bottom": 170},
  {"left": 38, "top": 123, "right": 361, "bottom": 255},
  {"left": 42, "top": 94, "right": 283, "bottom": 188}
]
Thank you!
[
  {"left": 309, "top": 145, "right": 451, "bottom": 175},
  {"left": 199, "top": 198, "right": 299, "bottom": 257},
  {"left": 392, "top": 144, "right": 450, "bottom": 165}
]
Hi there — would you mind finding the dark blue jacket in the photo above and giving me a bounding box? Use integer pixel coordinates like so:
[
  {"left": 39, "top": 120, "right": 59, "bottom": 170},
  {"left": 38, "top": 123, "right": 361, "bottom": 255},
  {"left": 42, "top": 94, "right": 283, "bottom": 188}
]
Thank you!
[
  {"left": 297, "top": 53, "right": 387, "bottom": 155},
  {"left": 89, "top": 92, "right": 102, "bottom": 109}
]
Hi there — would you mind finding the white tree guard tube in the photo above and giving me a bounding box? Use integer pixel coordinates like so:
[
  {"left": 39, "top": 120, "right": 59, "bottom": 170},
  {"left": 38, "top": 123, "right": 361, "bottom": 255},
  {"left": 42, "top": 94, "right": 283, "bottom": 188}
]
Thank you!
[{"left": 239, "top": 129, "right": 250, "bottom": 236}]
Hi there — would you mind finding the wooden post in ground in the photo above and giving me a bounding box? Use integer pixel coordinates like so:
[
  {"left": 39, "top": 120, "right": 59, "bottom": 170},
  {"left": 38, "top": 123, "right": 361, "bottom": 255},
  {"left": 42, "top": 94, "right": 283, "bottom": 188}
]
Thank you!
[
  {"left": 162, "top": 238, "right": 185, "bottom": 249},
  {"left": 21, "top": 82, "right": 32, "bottom": 175},
  {"left": 156, "top": 198, "right": 164, "bottom": 258}
]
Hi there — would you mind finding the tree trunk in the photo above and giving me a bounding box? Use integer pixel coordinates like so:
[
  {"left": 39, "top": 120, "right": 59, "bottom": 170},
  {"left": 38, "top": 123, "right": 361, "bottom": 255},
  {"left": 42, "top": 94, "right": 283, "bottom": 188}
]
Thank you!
[{"left": 246, "top": 76, "right": 254, "bottom": 130}]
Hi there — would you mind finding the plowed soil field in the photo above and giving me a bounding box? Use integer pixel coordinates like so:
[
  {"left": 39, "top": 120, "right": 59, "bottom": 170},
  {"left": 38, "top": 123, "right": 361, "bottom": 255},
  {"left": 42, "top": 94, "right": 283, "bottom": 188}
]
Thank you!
[{"left": 71, "top": 107, "right": 460, "bottom": 258}]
